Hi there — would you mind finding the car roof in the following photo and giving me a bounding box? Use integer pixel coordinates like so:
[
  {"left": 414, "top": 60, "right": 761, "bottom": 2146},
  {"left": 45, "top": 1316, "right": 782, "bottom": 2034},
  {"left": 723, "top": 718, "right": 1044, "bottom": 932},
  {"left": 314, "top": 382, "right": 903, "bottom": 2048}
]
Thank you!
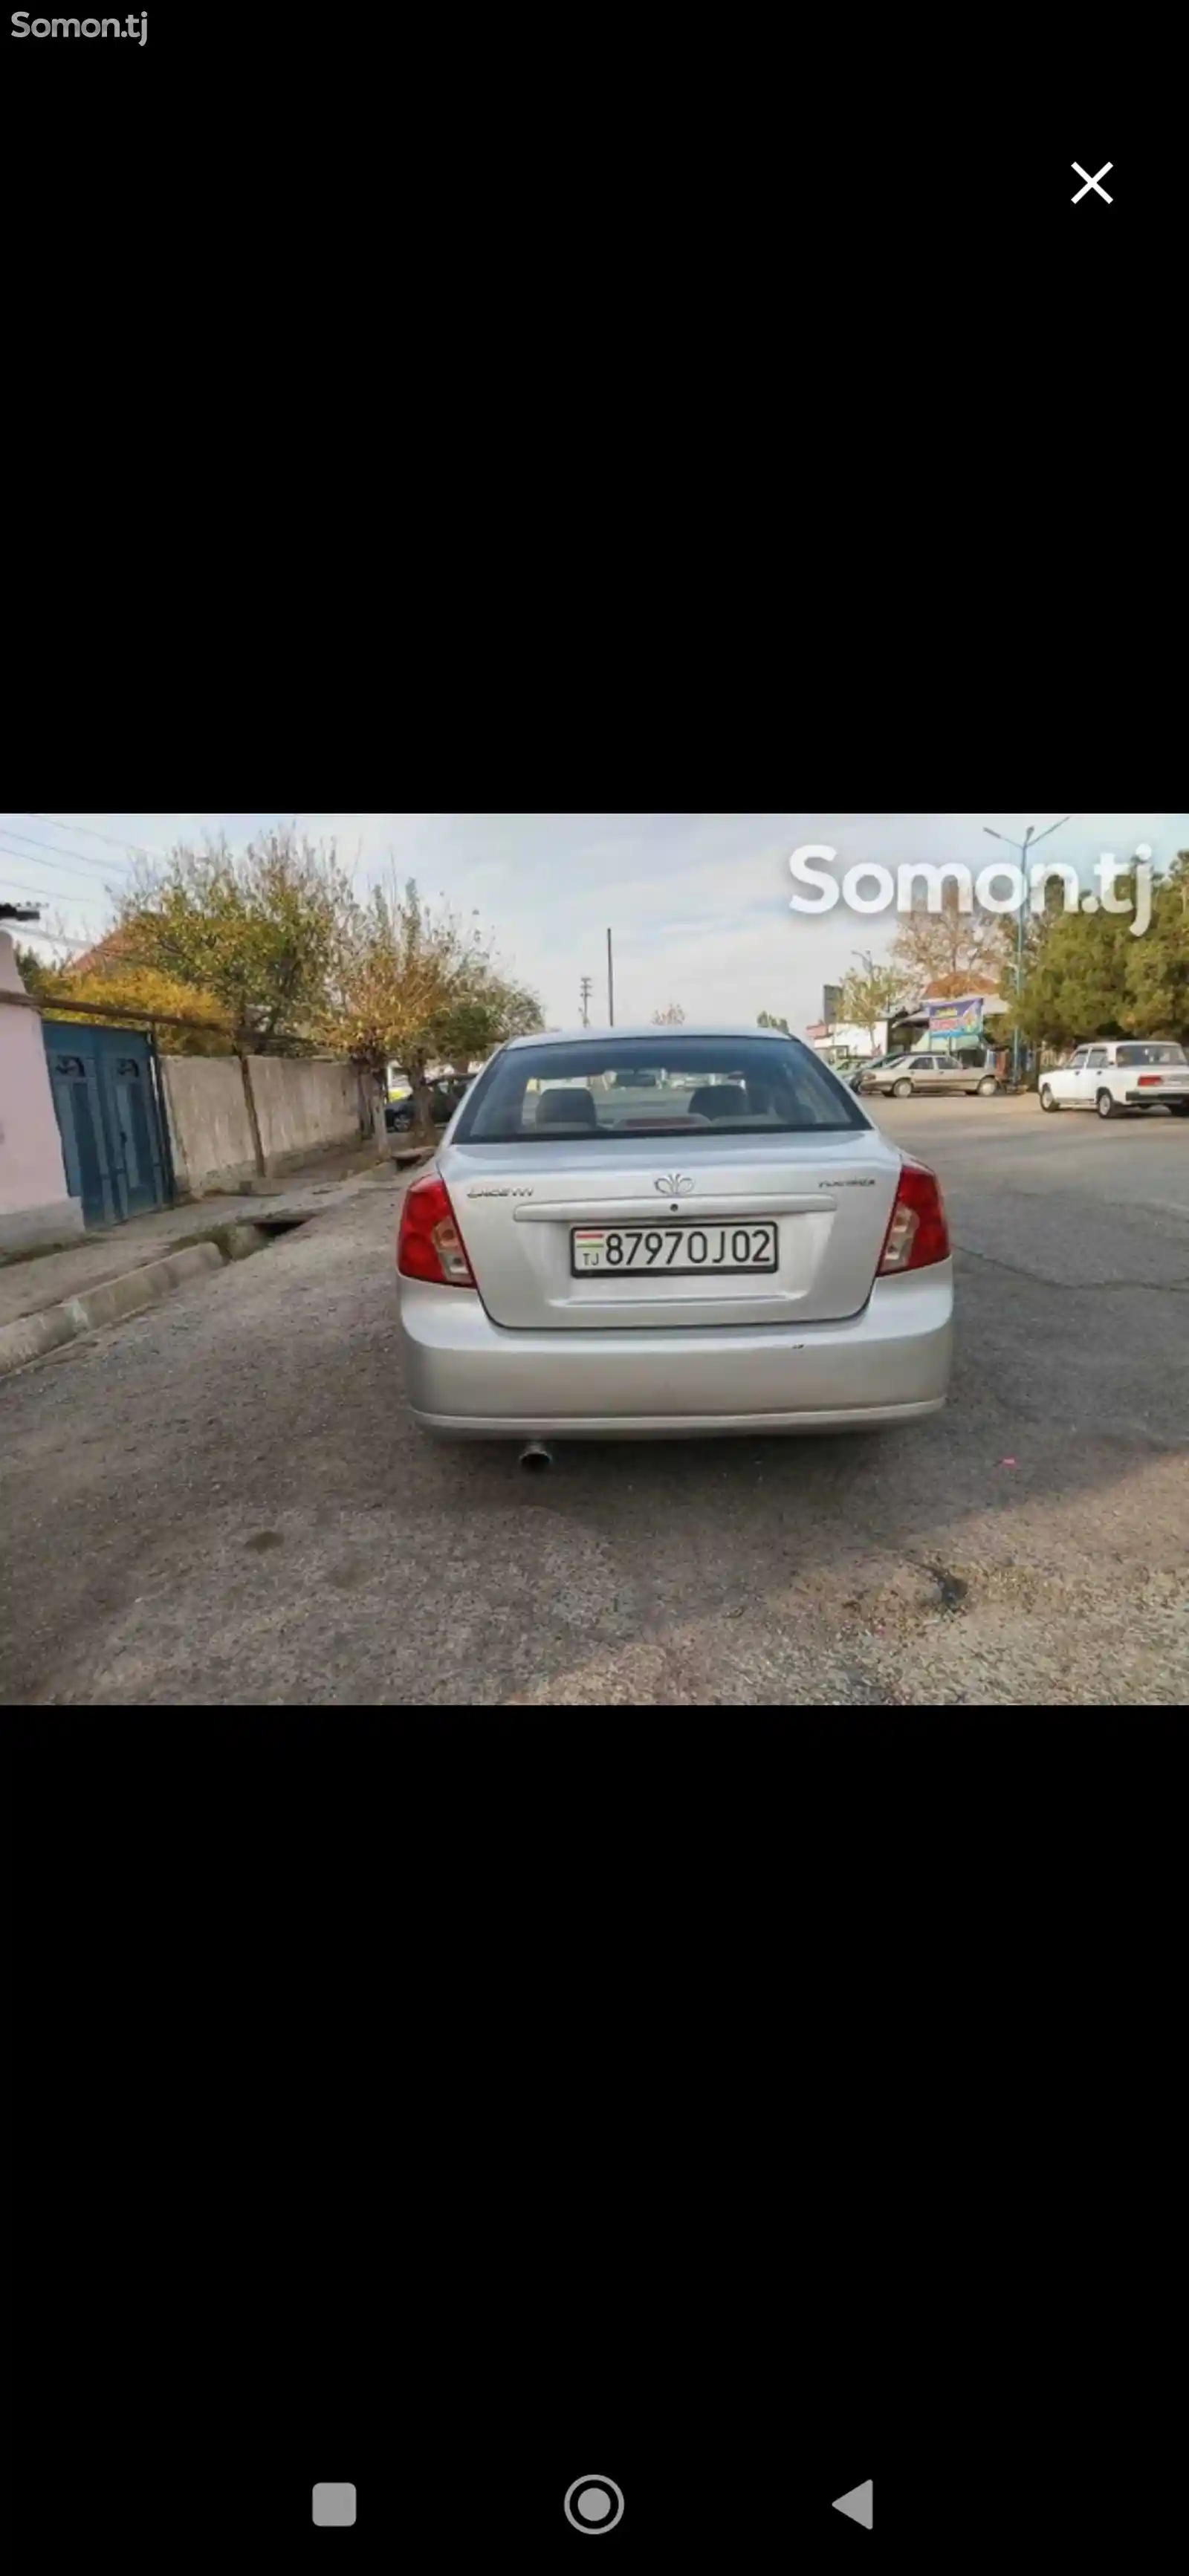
[{"left": 504, "top": 1024, "right": 797, "bottom": 1049}]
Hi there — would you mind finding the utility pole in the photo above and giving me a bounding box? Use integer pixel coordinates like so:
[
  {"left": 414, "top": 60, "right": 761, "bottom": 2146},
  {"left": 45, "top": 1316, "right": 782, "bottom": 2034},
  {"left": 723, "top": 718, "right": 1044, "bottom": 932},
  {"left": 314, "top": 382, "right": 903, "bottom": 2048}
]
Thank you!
[
  {"left": 579, "top": 975, "right": 592, "bottom": 1027},
  {"left": 606, "top": 928, "right": 615, "bottom": 1027},
  {"left": 982, "top": 817, "right": 1070, "bottom": 1086}
]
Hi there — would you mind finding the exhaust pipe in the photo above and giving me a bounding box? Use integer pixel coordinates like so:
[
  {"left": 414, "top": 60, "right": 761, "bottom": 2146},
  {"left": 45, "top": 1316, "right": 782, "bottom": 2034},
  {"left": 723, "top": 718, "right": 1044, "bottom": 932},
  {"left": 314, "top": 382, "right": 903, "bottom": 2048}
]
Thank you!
[{"left": 519, "top": 1441, "right": 554, "bottom": 1472}]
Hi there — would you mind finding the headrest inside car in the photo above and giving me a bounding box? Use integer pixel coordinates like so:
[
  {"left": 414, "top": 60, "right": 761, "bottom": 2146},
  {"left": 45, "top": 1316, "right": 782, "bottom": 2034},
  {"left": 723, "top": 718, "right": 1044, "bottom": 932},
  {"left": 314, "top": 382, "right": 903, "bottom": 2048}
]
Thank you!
[
  {"left": 537, "top": 1087, "right": 597, "bottom": 1129},
  {"left": 687, "top": 1084, "right": 749, "bottom": 1119}
]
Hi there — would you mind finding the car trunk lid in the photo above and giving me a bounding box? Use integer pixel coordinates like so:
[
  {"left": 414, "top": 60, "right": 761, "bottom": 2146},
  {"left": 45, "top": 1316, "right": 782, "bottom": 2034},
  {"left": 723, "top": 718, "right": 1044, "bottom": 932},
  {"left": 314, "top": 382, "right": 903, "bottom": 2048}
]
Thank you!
[{"left": 439, "top": 1132, "right": 901, "bottom": 1328}]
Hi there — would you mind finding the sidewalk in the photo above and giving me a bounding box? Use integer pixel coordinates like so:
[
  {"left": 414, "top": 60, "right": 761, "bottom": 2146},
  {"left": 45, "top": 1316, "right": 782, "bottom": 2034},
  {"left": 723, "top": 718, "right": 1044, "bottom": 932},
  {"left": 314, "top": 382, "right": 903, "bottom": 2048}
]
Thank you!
[{"left": 0, "top": 1141, "right": 425, "bottom": 1373}]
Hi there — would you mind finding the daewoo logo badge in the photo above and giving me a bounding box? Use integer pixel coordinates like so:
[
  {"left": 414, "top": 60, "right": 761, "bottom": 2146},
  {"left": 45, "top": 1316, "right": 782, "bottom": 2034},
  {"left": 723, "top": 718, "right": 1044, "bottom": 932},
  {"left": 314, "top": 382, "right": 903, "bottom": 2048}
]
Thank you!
[{"left": 655, "top": 1172, "right": 693, "bottom": 1194}]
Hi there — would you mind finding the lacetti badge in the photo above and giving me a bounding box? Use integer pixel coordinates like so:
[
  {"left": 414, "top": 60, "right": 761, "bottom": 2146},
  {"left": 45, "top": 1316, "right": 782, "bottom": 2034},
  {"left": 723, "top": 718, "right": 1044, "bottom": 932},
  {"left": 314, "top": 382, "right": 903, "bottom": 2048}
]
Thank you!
[
  {"left": 467, "top": 1186, "right": 534, "bottom": 1198},
  {"left": 655, "top": 1172, "right": 693, "bottom": 1194}
]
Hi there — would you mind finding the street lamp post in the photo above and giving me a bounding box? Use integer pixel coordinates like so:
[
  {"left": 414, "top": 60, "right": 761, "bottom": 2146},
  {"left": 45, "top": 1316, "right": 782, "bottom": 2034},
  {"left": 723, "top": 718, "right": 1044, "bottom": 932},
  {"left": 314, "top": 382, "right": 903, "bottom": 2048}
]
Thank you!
[{"left": 982, "top": 818, "right": 1070, "bottom": 1086}]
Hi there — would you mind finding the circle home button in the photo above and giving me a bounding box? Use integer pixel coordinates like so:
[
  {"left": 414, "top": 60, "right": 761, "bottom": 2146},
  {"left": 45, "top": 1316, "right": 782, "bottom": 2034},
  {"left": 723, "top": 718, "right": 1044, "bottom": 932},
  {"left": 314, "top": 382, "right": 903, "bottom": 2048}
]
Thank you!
[{"left": 564, "top": 2476, "right": 625, "bottom": 2533}]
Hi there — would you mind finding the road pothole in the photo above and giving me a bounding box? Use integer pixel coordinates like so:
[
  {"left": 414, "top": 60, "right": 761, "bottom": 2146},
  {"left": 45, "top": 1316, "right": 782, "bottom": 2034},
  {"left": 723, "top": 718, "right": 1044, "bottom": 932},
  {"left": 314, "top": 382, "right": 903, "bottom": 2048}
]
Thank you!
[
  {"left": 202, "top": 1213, "right": 312, "bottom": 1262},
  {"left": 836, "top": 1557, "right": 972, "bottom": 1637}
]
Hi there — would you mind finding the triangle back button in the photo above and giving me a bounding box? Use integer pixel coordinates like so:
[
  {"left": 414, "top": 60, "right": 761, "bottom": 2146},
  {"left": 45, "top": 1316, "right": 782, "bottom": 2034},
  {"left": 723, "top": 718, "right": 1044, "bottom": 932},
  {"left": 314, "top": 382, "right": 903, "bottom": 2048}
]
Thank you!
[{"left": 832, "top": 2480, "right": 873, "bottom": 2530}]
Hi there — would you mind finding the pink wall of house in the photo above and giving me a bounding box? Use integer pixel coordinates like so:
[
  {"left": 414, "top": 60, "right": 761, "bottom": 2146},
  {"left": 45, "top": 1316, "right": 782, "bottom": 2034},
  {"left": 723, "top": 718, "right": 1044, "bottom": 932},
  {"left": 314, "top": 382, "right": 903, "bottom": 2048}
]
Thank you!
[{"left": 0, "top": 932, "right": 82, "bottom": 1248}]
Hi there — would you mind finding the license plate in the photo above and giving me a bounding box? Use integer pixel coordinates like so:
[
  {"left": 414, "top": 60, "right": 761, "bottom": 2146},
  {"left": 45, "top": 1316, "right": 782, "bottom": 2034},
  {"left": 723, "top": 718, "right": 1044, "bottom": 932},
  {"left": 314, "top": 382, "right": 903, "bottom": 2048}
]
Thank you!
[{"left": 571, "top": 1222, "right": 778, "bottom": 1275}]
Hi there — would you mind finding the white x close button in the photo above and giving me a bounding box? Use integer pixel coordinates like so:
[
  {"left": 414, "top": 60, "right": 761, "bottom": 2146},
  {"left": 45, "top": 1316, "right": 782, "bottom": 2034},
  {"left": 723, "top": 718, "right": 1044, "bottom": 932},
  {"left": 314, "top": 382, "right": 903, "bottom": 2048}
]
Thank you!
[{"left": 1072, "top": 161, "right": 1112, "bottom": 202}]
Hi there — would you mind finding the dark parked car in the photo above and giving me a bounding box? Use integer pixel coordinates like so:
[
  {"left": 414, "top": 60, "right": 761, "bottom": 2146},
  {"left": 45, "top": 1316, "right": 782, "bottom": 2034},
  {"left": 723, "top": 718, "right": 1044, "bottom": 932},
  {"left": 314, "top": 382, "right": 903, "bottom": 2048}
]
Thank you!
[{"left": 386, "top": 1077, "right": 470, "bottom": 1133}]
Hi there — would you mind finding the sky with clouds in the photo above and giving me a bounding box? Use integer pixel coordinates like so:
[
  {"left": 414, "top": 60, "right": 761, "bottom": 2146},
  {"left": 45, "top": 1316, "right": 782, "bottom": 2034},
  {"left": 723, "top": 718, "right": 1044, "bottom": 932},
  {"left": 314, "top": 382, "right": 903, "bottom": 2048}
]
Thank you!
[{"left": 4, "top": 814, "right": 1185, "bottom": 1033}]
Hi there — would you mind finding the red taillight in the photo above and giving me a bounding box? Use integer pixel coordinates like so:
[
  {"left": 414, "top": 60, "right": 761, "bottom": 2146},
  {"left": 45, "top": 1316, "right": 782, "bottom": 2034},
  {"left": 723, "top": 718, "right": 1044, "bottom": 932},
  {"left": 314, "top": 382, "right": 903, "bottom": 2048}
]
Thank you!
[
  {"left": 397, "top": 1173, "right": 476, "bottom": 1287},
  {"left": 878, "top": 1157, "right": 950, "bottom": 1275},
  {"left": 1136, "top": 1074, "right": 1162, "bottom": 1088}
]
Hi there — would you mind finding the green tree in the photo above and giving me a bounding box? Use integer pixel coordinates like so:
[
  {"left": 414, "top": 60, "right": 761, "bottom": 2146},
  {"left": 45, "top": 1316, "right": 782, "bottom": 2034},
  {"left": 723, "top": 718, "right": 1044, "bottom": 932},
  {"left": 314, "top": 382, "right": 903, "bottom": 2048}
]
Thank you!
[
  {"left": 115, "top": 825, "right": 349, "bottom": 1055},
  {"left": 652, "top": 1002, "right": 685, "bottom": 1025},
  {"left": 836, "top": 950, "right": 912, "bottom": 1037},
  {"left": 322, "top": 877, "right": 542, "bottom": 1140},
  {"left": 435, "top": 966, "right": 543, "bottom": 1071},
  {"left": 1124, "top": 851, "right": 1189, "bottom": 1041},
  {"left": 1016, "top": 867, "right": 1141, "bottom": 1049},
  {"left": 757, "top": 1010, "right": 792, "bottom": 1035},
  {"left": 13, "top": 943, "right": 51, "bottom": 995},
  {"left": 322, "top": 877, "right": 467, "bottom": 1138}
]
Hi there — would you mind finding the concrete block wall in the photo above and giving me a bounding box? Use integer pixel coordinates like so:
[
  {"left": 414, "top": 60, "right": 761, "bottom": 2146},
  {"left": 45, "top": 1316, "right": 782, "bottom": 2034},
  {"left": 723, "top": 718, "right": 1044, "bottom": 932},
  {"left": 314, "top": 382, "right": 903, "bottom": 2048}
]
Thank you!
[
  {"left": 249, "top": 1057, "right": 362, "bottom": 1171},
  {"left": 159, "top": 1052, "right": 365, "bottom": 1197},
  {"left": 160, "top": 1056, "right": 255, "bottom": 1196}
]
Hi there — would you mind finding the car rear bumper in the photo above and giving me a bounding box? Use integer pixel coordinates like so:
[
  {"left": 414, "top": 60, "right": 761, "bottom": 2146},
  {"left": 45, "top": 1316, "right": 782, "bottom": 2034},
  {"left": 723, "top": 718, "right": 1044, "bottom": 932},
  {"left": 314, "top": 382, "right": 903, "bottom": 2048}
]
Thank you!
[{"left": 397, "top": 1263, "right": 953, "bottom": 1438}]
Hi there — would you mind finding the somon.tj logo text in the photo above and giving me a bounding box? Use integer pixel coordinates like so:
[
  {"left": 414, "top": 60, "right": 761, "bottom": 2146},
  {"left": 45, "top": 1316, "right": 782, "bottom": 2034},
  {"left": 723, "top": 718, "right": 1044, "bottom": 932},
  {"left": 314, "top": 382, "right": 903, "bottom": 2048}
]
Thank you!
[{"left": 788, "top": 843, "right": 1153, "bottom": 937}]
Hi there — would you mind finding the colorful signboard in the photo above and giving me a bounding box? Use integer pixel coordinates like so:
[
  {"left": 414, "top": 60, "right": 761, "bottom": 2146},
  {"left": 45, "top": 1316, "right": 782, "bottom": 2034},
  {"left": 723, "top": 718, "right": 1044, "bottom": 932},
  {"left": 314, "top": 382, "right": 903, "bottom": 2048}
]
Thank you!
[{"left": 927, "top": 997, "right": 984, "bottom": 1039}]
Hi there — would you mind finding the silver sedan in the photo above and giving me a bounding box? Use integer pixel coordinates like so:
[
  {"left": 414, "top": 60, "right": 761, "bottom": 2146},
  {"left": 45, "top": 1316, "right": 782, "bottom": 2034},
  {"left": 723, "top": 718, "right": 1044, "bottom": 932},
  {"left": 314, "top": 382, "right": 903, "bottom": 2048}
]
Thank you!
[
  {"left": 396, "top": 1027, "right": 953, "bottom": 1443},
  {"left": 861, "top": 1050, "right": 1000, "bottom": 1098}
]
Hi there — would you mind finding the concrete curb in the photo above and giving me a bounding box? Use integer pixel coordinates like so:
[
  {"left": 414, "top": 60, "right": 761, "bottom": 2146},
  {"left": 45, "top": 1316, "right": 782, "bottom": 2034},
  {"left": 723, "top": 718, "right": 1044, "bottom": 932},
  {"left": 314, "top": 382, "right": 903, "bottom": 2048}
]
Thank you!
[
  {"left": 0, "top": 1239, "right": 225, "bottom": 1380},
  {"left": 0, "top": 1161, "right": 414, "bottom": 1383}
]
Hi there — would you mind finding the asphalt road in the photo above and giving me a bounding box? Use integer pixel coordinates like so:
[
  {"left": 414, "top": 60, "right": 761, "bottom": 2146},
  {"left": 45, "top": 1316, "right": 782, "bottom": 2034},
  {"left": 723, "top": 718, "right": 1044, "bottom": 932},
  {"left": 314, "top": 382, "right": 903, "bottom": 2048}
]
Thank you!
[{"left": 1, "top": 1100, "right": 1185, "bottom": 1705}]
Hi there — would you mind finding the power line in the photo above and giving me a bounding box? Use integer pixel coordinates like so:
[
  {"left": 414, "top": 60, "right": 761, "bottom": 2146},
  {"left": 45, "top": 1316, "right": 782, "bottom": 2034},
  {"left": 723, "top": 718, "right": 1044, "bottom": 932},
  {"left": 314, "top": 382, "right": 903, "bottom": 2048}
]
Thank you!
[
  {"left": 0, "top": 828, "right": 128, "bottom": 879},
  {"left": 0, "top": 867, "right": 108, "bottom": 906},
  {"left": 0, "top": 846, "right": 111, "bottom": 893},
  {"left": 30, "top": 813, "right": 169, "bottom": 863},
  {"left": 29, "top": 813, "right": 147, "bottom": 854},
  {"left": 0, "top": 822, "right": 129, "bottom": 877}
]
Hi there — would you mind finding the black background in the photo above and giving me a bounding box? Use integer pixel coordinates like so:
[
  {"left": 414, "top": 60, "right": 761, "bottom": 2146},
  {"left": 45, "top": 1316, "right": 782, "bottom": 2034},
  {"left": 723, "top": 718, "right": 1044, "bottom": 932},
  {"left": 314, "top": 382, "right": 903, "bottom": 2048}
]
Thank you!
[
  {"left": 10, "top": 1701, "right": 1179, "bottom": 2574},
  {"left": 152, "top": 2305, "right": 1164, "bottom": 2568}
]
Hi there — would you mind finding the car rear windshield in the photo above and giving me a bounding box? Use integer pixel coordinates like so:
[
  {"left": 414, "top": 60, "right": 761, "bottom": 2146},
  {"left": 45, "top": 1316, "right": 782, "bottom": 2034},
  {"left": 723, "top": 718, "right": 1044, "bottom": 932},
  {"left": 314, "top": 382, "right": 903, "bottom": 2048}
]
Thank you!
[
  {"left": 1115, "top": 1042, "right": 1187, "bottom": 1065},
  {"left": 452, "top": 1036, "right": 869, "bottom": 1141}
]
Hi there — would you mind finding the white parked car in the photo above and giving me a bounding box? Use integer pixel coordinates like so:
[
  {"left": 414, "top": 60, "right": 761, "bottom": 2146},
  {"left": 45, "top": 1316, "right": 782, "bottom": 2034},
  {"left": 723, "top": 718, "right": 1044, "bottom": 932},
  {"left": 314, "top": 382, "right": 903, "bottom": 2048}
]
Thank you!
[{"left": 1038, "top": 1041, "right": 1189, "bottom": 1119}]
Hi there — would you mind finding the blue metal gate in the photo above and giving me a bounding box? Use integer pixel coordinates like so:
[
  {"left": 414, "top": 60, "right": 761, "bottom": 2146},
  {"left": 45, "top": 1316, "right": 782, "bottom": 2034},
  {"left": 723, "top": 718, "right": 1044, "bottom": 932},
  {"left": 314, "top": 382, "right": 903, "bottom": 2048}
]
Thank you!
[{"left": 43, "top": 1020, "right": 169, "bottom": 1229}]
